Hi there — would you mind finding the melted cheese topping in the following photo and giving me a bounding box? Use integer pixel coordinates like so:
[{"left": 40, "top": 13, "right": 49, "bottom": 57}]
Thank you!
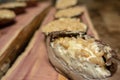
[{"left": 51, "top": 37, "right": 111, "bottom": 78}]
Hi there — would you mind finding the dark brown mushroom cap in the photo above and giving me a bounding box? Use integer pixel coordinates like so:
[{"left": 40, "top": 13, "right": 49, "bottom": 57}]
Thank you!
[
  {"left": 0, "top": 2, "right": 27, "bottom": 14},
  {"left": 0, "top": 9, "right": 16, "bottom": 25}
]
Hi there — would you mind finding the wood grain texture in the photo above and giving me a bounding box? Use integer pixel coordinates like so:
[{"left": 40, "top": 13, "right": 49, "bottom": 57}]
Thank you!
[
  {"left": 2, "top": 6, "right": 99, "bottom": 80},
  {"left": 2, "top": 8, "right": 58, "bottom": 80},
  {"left": 0, "top": 2, "right": 50, "bottom": 78}
]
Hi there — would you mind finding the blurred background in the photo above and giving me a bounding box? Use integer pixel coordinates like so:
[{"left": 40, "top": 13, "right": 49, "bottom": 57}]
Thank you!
[
  {"left": 78, "top": 0, "right": 120, "bottom": 54},
  {"left": 0, "top": 0, "right": 120, "bottom": 52}
]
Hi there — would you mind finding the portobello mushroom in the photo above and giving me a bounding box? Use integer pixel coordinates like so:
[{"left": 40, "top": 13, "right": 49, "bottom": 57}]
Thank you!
[
  {"left": 42, "top": 18, "right": 87, "bottom": 35},
  {"left": 0, "top": 9, "right": 16, "bottom": 25},
  {"left": 55, "top": 6, "right": 83, "bottom": 18},
  {"left": 0, "top": 2, "right": 27, "bottom": 14},
  {"left": 55, "top": 0, "right": 78, "bottom": 9},
  {"left": 46, "top": 31, "right": 118, "bottom": 80}
]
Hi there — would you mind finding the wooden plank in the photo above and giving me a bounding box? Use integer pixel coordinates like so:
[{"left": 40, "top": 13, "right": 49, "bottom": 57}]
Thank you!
[
  {"left": 0, "top": 2, "right": 50, "bottom": 78},
  {"left": 2, "top": 6, "right": 99, "bottom": 80}
]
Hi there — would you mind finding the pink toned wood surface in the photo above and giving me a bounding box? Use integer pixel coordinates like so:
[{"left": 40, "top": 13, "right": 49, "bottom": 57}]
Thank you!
[
  {"left": 0, "top": 2, "right": 50, "bottom": 66},
  {"left": 80, "top": 6, "right": 99, "bottom": 39},
  {"left": 2, "top": 7, "right": 99, "bottom": 80},
  {"left": 0, "top": 2, "right": 49, "bottom": 55},
  {"left": 0, "top": 2, "right": 50, "bottom": 78},
  {"left": 2, "top": 32, "right": 58, "bottom": 80}
]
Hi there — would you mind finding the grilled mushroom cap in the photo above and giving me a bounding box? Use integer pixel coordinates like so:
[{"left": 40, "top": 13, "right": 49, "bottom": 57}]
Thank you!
[
  {"left": 46, "top": 31, "right": 117, "bottom": 80},
  {"left": 0, "top": 9, "right": 16, "bottom": 25},
  {"left": 0, "top": 2, "right": 26, "bottom": 9},
  {"left": 0, "top": 2, "right": 27, "bottom": 14},
  {"left": 42, "top": 18, "right": 87, "bottom": 35},
  {"left": 55, "top": 0, "right": 78, "bottom": 9},
  {"left": 55, "top": 6, "right": 83, "bottom": 18}
]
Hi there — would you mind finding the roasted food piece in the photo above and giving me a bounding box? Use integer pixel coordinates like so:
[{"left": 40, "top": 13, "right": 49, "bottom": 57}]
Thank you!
[
  {"left": 0, "top": 9, "right": 16, "bottom": 25},
  {"left": 42, "top": 18, "right": 87, "bottom": 35},
  {"left": 56, "top": 0, "right": 78, "bottom": 9},
  {"left": 0, "top": 2, "right": 27, "bottom": 14},
  {"left": 55, "top": 6, "right": 83, "bottom": 18},
  {"left": 17, "top": 0, "right": 38, "bottom": 7},
  {"left": 46, "top": 31, "right": 117, "bottom": 80}
]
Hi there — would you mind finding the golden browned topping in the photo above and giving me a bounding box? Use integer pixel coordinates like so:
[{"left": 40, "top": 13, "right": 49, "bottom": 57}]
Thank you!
[
  {"left": 0, "top": 9, "right": 16, "bottom": 20},
  {"left": 53, "top": 37, "right": 105, "bottom": 66},
  {"left": 0, "top": 2, "right": 26, "bottom": 9},
  {"left": 55, "top": 6, "right": 83, "bottom": 18},
  {"left": 56, "top": 0, "right": 78, "bottom": 9},
  {"left": 42, "top": 18, "right": 87, "bottom": 35},
  {"left": 51, "top": 36, "right": 112, "bottom": 78}
]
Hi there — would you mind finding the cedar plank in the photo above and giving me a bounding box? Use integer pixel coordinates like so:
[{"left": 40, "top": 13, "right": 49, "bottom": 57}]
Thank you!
[
  {"left": 2, "top": 7, "right": 58, "bottom": 80},
  {"left": 0, "top": 2, "right": 50, "bottom": 78},
  {"left": 2, "top": 7, "right": 102, "bottom": 80}
]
